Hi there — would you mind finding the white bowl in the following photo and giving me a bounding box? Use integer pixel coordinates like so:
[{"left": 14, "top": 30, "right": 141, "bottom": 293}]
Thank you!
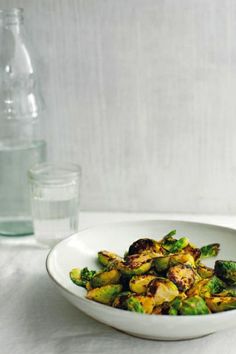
[{"left": 46, "top": 220, "right": 236, "bottom": 340}]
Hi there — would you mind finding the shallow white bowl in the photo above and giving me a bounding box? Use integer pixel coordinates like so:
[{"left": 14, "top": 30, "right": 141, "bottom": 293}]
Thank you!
[{"left": 46, "top": 220, "right": 236, "bottom": 340}]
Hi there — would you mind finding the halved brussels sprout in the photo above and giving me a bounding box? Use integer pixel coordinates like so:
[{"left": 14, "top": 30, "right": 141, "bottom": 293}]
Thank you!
[
  {"left": 154, "top": 253, "right": 195, "bottom": 273},
  {"left": 214, "top": 260, "right": 236, "bottom": 285},
  {"left": 167, "top": 264, "right": 196, "bottom": 292},
  {"left": 200, "top": 243, "right": 220, "bottom": 259},
  {"left": 97, "top": 251, "right": 122, "bottom": 267},
  {"left": 70, "top": 267, "right": 96, "bottom": 288},
  {"left": 183, "top": 244, "right": 201, "bottom": 261},
  {"left": 206, "top": 296, "right": 236, "bottom": 312},
  {"left": 197, "top": 263, "right": 214, "bottom": 279},
  {"left": 90, "top": 269, "right": 120, "bottom": 288},
  {"left": 129, "top": 274, "right": 157, "bottom": 294},
  {"left": 87, "top": 284, "right": 122, "bottom": 305},
  {"left": 147, "top": 278, "right": 179, "bottom": 305},
  {"left": 112, "top": 291, "right": 133, "bottom": 309},
  {"left": 168, "top": 296, "right": 183, "bottom": 315},
  {"left": 180, "top": 296, "right": 210, "bottom": 315},
  {"left": 187, "top": 276, "right": 225, "bottom": 298},
  {"left": 127, "top": 295, "right": 155, "bottom": 314},
  {"left": 118, "top": 253, "right": 153, "bottom": 276},
  {"left": 128, "top": 238, "right": 161, "bottom": 256}
]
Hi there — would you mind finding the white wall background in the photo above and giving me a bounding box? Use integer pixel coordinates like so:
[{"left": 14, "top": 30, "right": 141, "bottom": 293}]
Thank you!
[{"left": 1, "top": 0, "right": 236, "bottom": 213}]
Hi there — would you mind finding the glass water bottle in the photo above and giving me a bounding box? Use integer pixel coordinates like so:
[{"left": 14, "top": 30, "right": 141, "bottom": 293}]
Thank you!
[{"left": 0, "top": 8, "right": 46, "bottom": 236}]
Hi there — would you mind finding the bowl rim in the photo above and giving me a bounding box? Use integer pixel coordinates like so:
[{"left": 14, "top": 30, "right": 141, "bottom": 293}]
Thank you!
[{"left": 46, "top": 218, "right": 236, "bottom": 320}]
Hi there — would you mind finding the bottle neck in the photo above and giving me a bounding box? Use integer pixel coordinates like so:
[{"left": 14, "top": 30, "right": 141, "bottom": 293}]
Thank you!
[{"left": 0, "top": 8, "right": 23, "bottom": 29}]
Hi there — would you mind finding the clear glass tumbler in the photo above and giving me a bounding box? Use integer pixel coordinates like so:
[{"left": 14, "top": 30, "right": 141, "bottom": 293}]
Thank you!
[{"left": 28, "top": 163, "right": 81, "bottom": 247}]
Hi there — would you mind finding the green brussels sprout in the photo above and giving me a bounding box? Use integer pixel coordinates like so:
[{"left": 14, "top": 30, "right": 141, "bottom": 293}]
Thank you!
[
  {"left": 97, "top": 251, "right": 122, "bottom": 267},
  {"left": 205, "top": 276, "right": 226, "bottom": 295},
  {"left": 168, "top": 296, "right": 183, "bottom": 315},
  {"left": 128, "top": 238, "right": 161, "bottom": 256},
  {"left": 112, "top": 291, "right": 133, "bottom": 309},
  {"left": 117, "top": 253, "right": 153, "bottom": 276},
  {"left": 180, "top": 296, "right": 210, "bottom": 315},
  {"left": 147, "top": 278, "right": 179, "bottom": 305},
  {"left": 167, "top": 264, "right": 196, "bottom": 292},
  {"left": 90, "top": 269, "right": 120, "bottom": 288},
  {"left": 214, "top": 260, "right": 236, "bottom": 285},
  {"left": 70, "top": 267, "right": 96, "bottom": 288},
  {"left": 86, "top": 284, "right": 122, "bottom": 305},
  {"left": 206, "top": 296, "right": 236, "bottom": 313},
  {"left": 126, "top": 296, "right": 144, "bottom": 313},
  {"left": 200, "top": 243, "right": 220, "bottom": 259},
  {"left": 131, "top": 295, "right": 155, "bottom": 314},
  {"left": 129, "top": 274, "right": 157, "bottom": 294},
  {"left": 154, "top": 253, "right": 195, "bottom": 273},
  {"left": 154, "top": 256, "right": 170, "bottom": 273},
  {"left": 197, "top": 263, "right": 214, "bottom": 279}
]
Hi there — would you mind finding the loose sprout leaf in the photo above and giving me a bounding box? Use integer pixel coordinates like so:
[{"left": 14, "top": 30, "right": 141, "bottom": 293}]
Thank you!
[{"left": 200, "top": 243, "right": 220, "bottom": 259}]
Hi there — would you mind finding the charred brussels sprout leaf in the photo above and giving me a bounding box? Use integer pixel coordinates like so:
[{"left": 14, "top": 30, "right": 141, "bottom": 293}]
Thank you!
[
  {"left": 217, "top": 289, "right": 236, "bottom": 297},
  {"left": 167, "top": 264, "right": 195, "bottom": 292},
  {"left": 128, "top": 238, "right": 161, "bottom": 256},
  {"left": 200, "top": 243, "right": 220, "bottom": 259},
  {"left": 206, "top": 297, "right": 236, "bottom": 313},
  {"left": 206, "top": 276, "right": 226, "bottom": 295},
  {"left": 87, "top": 284, "right": 122, "bottom": 305},
  {"left": 168, "top": 237, "right": 189, "bottom": 253},
  {"left": 180, "top": 296, "right": 210, "bottom": 315},
  {"left": 129, "top": 274, "right": 157, "bottom": 294},
  {"left": 90, "top": 269, "right": 120, "bottom": 288},
  {"left": 197, "top": 264, "right": 214, "bottom": 279},
  {"left": 70, "top": 267, "right": 96, "bottom": 288},
  {"left": 214, "top": 260, "right": 236, "bottom": 285},
  {"left": 147, "top": 278, "right": 179, "bottom": 305},
  {"left": 97, "top": 251, "right": 123, "bottom": 267}
]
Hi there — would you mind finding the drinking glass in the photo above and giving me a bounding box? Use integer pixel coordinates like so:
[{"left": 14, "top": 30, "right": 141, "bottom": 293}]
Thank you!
[{"left": 28, "top": 163, "right": 81, "bottom": 247}]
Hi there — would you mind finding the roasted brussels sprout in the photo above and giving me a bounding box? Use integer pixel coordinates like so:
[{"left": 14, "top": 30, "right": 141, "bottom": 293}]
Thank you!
[
  {"left": 180, "top": 296, "right": 210, "bottom": 315},
  {"left": 127, "top": 295, "right": 155, "bottom": 314},
  {"left": 97, "top": 251, "right": 122, "bottom": 267},
  {"left": 118, "top": 253, "right": 153, "bottom": 276},
  {"left": 126, "top": 296, "right": 144, "bottom": 313},
  {"left": 147, "top": 278, "right": 179, "bottom": 305},
  {"left": 167, "top": 264, "right": 195, "bottom": 292},
  {"left": 154, "top": 253, "right": 195, "bottom": 273},
  {"left": 214, "top": 260, "right": 236, "bottom": 285},
  {"left": 90, "top": 269, "right": 120, "bottom": 288},
  {"left": 187, "top": 276, "right": 225, "bottom": 298},
  {"left": 183, "top": 244, "right": 201, "bottom": 261},
  {"left": 197, "top": 263, "right": 214, "bottom": 279},
  {"left": 200, "top": 243, "right": 220, "bottom": 259},
  {"left": 128, "top": 238, "right": 161, "bottom": 256},
  {"left": 206, "top": 296, "right": 236, "bottom": 313},
  {"left": 168, "top": 296, "right": 183, "bottom": 315},
  {"left": 70, "top": 267, "right": 96, "bottom": 288},
  {"left": 112, "top": 291, "right": 133, "bottom": 309},
  {"left": 86, "top": 284, "right": 122, "bottom": 305},
  {"left": 129, "top": 274, "right": 157, "bottom": 294}
]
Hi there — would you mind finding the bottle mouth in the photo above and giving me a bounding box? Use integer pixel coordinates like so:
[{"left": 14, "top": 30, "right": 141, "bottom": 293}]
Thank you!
[{"left": 0, "top": 8, "right": 24, "bottom": 24}]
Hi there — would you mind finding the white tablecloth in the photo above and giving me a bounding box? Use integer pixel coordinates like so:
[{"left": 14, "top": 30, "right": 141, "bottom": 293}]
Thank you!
[{"left": 1, "top": 212, "right": 236, "bottom": 354}]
